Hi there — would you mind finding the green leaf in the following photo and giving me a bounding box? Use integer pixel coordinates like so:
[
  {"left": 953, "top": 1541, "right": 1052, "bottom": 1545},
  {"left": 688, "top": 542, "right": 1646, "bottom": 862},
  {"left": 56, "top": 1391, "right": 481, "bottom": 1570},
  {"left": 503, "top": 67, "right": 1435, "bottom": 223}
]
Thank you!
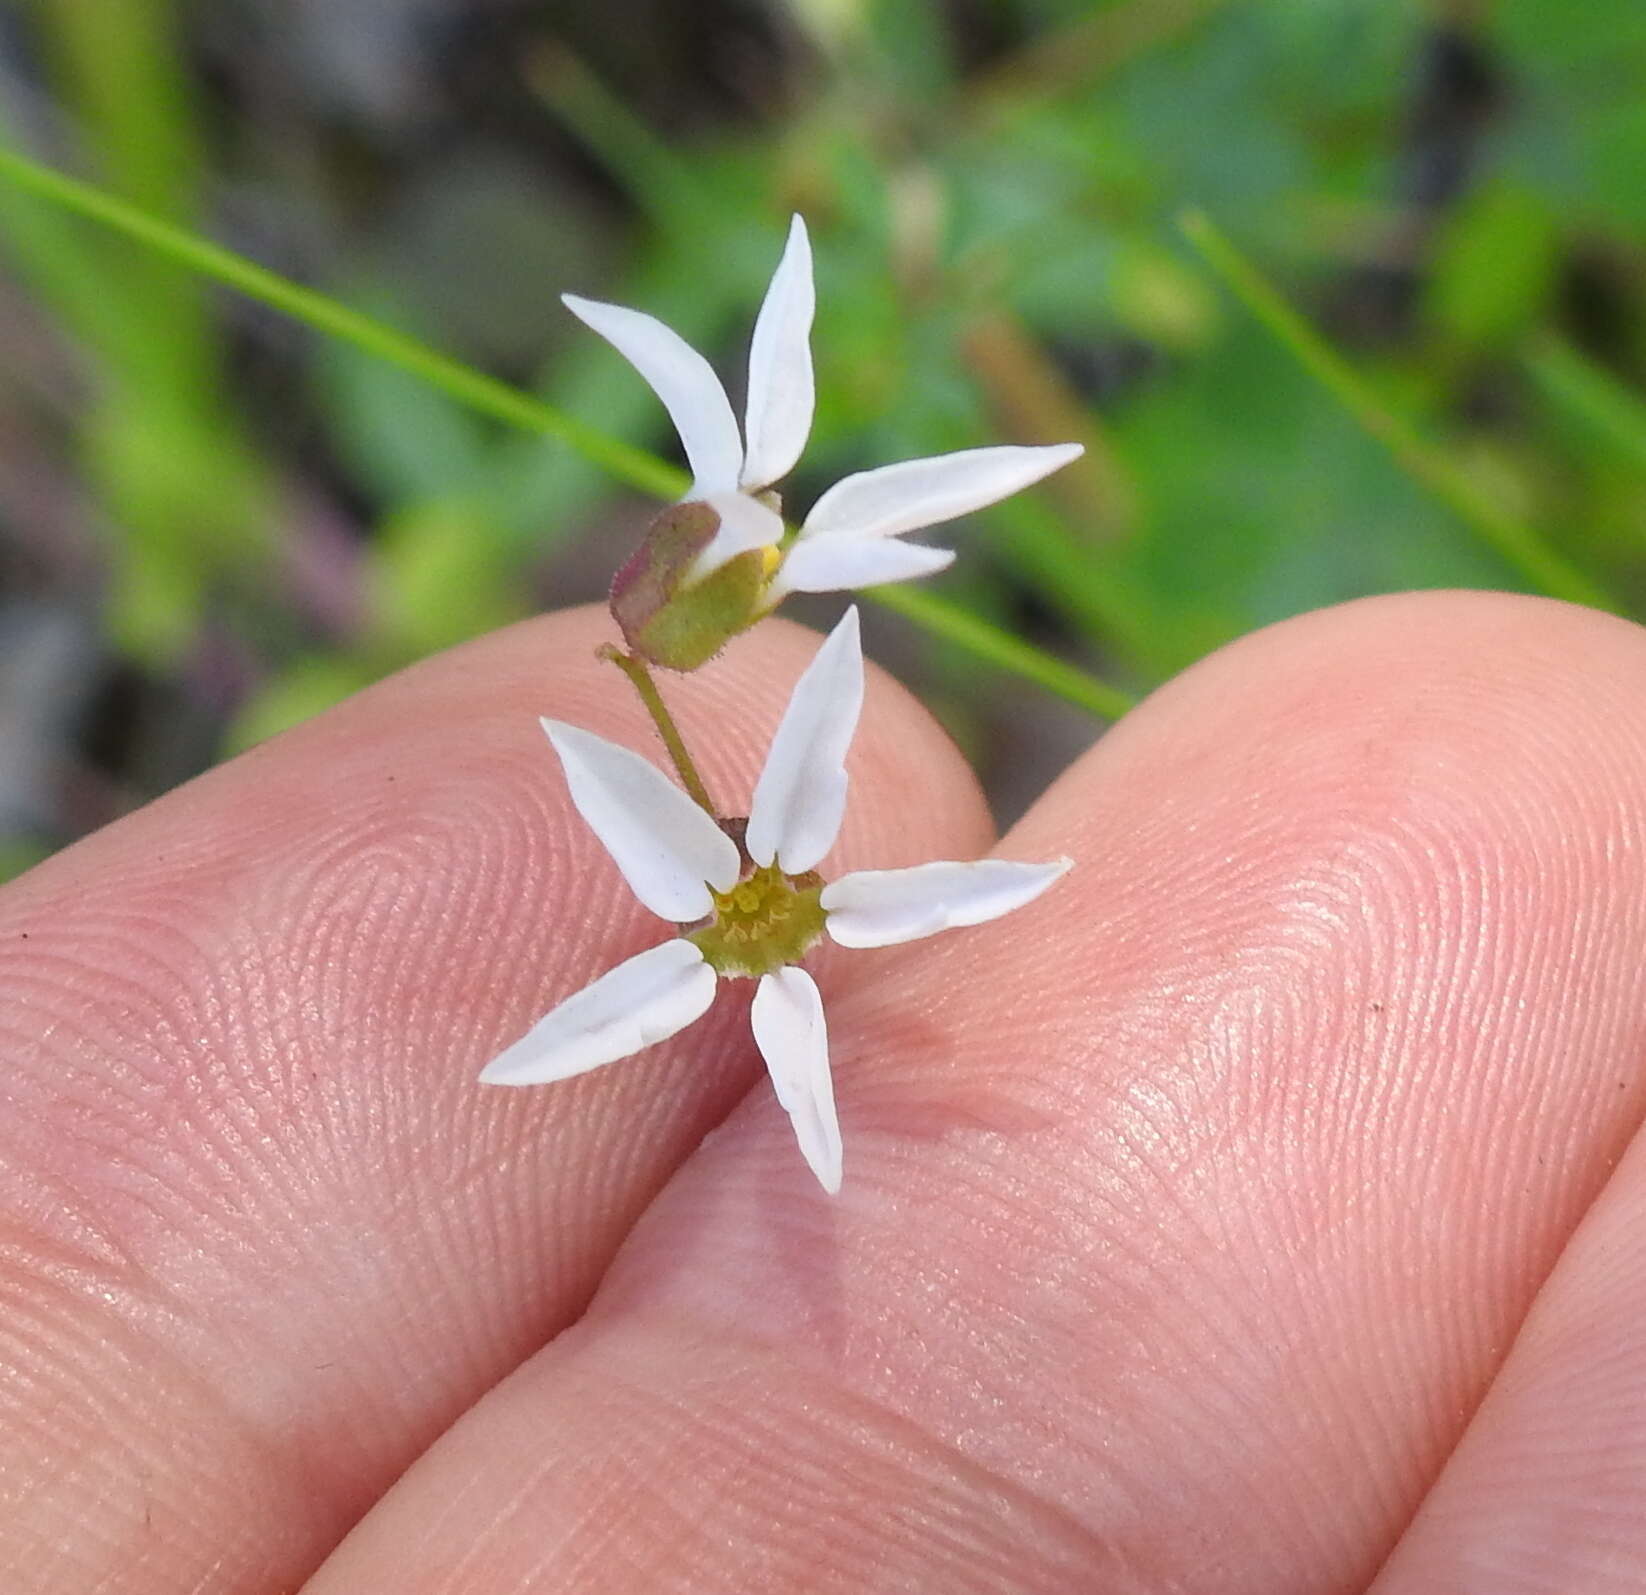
[
  {"left": 319, "top": 334, "right": 493, "bottom": 509},
  {"left": 366, "top": 498, "right": 528, "bottom": 660},
  {"left": 1426, "top": 184, "right": 1559, "bottom": 351},
  {"left": 1180, "top": 208, "right": 1615, "bottom": 612},
  {"left": 103, "top": 543, "right": 205, "bottom": 668}
]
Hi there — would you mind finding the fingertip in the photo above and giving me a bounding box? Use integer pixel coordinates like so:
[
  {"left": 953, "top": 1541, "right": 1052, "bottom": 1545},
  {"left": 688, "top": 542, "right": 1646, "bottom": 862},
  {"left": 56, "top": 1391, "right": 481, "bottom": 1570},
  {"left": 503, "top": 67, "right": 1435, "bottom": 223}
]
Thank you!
[{"left": 0, "top": 600, "right": 992, "bottom": 1595}]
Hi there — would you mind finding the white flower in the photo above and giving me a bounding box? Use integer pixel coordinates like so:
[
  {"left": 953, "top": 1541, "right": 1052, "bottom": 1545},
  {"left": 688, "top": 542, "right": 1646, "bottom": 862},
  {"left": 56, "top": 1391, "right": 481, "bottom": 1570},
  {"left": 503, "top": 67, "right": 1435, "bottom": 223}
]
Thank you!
[
  {"left": 480, "top": 607, "right": 1071, "bottom": 1193},
  {"left": 563, "top": 215, "right": 1084, "bottom": 605}
]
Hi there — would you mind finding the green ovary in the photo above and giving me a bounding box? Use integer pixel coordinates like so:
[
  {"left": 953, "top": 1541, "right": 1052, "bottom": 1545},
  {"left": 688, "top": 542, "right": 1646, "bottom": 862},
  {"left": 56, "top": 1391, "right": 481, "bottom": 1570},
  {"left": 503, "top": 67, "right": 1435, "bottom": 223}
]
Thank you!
[{"left": 689, "top": 863, "right": 826, "bottom": 978}]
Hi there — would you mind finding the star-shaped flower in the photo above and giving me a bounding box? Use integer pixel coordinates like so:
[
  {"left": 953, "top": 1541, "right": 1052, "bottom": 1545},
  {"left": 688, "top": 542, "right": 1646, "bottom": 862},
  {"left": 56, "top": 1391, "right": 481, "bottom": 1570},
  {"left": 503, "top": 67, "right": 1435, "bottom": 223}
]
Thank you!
[
  {"left": 480, "top": 607, "right": 1070, "bottom": 1192},
  {"left": 564, "top": 217, "right": 1083, "bottom": 667}
]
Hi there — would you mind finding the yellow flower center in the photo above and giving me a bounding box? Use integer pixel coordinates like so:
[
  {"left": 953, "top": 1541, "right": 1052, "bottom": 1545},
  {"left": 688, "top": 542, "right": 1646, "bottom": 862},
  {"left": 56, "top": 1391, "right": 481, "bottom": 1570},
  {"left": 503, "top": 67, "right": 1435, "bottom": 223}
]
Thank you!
[{"left": 689, "top": 862, "right": 826, "bottom": 978}]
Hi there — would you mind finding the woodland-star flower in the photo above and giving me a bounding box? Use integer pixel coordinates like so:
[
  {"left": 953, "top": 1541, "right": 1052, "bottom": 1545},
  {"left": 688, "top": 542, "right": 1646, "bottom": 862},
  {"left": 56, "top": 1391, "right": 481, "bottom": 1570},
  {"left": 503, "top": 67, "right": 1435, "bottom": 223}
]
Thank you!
[
  {"left": 563, "top": 216, "right": 1083, "bottom": 667},
  {"left": 480, "top": 606, "right": 1070, "bottom": 1192}
]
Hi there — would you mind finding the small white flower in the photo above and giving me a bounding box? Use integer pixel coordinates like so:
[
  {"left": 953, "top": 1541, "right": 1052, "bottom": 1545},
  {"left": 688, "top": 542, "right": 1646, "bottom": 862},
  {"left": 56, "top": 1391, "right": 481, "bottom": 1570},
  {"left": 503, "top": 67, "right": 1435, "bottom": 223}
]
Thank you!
[
  {"left": 563, "top": 216, "right": 1084, "bottom": 604},
  {"left": 480, "top": 607, "right": 1070, "bottom": 1193}
]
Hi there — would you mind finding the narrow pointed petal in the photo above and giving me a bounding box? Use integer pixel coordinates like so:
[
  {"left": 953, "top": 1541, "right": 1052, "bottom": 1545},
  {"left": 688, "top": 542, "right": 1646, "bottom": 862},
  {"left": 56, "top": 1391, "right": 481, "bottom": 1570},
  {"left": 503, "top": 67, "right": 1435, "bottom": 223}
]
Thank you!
[
  {"left": 544, "top": 719, "right": 740, "bottom": 922},
  {"left": 750, "top": 967, "right": 841, "bottom": 1194},
  {"left": 479, "top": 939, "right": 716, "bottom": 1085},
  {"left": 799, "top": 442, "right": 1084, "bottom": 543},
  {"left": 764, "top": 536, "right": 954, "bottom": 602},
  {"left": 745, "top": 607, "right": 863, "bottom": 875},
  {"left": 821, "top": 856, "right": 1073, "bottom": 948},
  {"left": 685, "top": 489, "right": 787, "bottom": 584},
  {"left": 740, "top": 214, "right": 816, "bottom": 493},
  {"left": 562, "top": 294, "right": 744, "bottom": 493}
]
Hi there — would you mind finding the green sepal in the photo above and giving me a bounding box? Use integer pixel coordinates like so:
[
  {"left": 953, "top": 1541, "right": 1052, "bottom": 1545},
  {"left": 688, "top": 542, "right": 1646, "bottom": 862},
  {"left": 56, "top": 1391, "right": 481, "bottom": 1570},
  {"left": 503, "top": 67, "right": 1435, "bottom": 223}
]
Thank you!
[{"left": 609, "top": 500, "right": 770, "bottom": 672}]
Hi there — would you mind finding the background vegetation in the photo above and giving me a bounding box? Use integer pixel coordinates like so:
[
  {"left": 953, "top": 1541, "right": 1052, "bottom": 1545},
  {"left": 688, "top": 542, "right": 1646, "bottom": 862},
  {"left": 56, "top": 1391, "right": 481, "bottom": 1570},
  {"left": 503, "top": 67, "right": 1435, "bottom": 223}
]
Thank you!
[{"left": 3, "top": 0, "right": 1646, "bottom": 874}]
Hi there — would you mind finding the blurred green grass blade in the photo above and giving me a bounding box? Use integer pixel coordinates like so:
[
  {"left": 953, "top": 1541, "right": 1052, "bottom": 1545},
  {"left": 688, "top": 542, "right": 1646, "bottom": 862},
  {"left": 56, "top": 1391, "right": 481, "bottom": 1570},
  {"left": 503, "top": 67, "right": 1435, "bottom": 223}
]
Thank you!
[
  {"left": 1524, "top": 334, "right": 1646, "bottom": 474},
  {"left": 866, "top": 0, "right": 957, "bottom": 103},
  {"left": 1425, "top": 184, "right": 1559, "bottom": 353},
  {"left": 42, "top": 0, "right": 215, "bottom": 404},
  {"left": 0, "top": 142, "right": 1134, "bottom": 721},
  {"left": 869, "top": 584, "right": 1135, "bottom": 720},
  {"left": 985, "top": 490, "right": 1162, "bottom": 674},
  {"left": 1180, "top": 209, "right": 1617, "bottom": 613},
  {"left": 43, "top": 0, "right": 202, "bottom": 222},
  {"left": 527, "top": 46, "right": 711, "bottom": 229},
  {"left": 968, "top": 0, "right": 1231, "bottom": 125},
  {"left": 0, "top": 142, "right": 682, "bottom": 500},
  {"left": 0, "top": 157, "right": 146, "bottom": 366}
]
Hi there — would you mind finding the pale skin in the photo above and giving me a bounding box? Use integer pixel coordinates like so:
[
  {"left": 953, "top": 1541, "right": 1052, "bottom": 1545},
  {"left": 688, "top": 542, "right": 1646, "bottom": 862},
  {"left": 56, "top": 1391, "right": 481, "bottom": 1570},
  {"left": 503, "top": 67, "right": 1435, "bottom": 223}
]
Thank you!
[{"left": 3, "top": 591, "right": 1645, "bottom": 1594}]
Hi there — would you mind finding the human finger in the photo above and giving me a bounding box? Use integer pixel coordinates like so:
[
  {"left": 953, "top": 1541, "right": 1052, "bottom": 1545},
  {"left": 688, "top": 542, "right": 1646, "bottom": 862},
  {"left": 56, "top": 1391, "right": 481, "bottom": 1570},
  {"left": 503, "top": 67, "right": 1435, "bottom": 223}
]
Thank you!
[
  {"left": 1370, "top": 1104, "right": 1646, "bottom": 1593},
  {"left": 0, "top": 605, "right": 991, "bottom": 1594},
  {"left": 304, "top": 591, "right": 1646, "bottom": 1593}
]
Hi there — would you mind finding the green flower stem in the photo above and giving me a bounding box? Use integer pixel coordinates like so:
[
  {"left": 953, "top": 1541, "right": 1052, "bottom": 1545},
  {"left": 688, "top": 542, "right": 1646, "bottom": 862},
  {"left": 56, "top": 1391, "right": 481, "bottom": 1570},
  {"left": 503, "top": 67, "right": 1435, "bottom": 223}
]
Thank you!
[
  {"left": 1180, "top": 209, "right": 1617, "bottom": 614},
  {"left": 0, "top": 141, "right": 1136, "bottom": 721},
  {"left": 598, "top": 645, "right": 719, "bottom": 816}
]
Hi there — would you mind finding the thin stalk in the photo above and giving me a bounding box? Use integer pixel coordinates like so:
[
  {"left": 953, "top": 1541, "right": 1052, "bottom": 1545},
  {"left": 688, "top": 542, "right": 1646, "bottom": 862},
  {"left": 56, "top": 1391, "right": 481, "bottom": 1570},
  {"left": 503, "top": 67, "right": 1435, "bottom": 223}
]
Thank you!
[
  {"left": 1180, "top": 209, "right": 1617, "bottom": 613},
  {"left": 866, "top": 585, "right": 1137, "bottom": 720},
  {"left": 599, "top": 646, "right": 718, "bottom": 815},
  {"left": 0, "top": 141, "right": 1138, "bottom": 721},
  {"left": 0, "top": 141, "right": 680, "bottom": 499}
]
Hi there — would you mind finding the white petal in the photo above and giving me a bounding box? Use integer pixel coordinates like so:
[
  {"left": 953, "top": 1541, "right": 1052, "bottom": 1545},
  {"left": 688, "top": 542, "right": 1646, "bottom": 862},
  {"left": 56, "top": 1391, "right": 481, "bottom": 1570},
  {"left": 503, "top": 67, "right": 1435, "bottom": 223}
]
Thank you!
[
  {"left": 745, "top": 607, "right": 863, "bottom": 875},
  {"left": 799, "top": 443, "right": 1084, "bottom": 543},
  {"left": 765, "top": 536, "right": 954, "bottom": 602},
  {"left": 479, "top": 939, "right": 716, "bottom": 1085},
  {"left": 685, "top": 489, "right": 786, "bottom": 584},
  {"left": 562, "top": 294, "right": 744, "bottom": 494},
  {"left": 544, "top": 719, "right": 740, "bottom": 922},
  {"left": 750, "top": 967, "right": 841, "bottom": 1194},
  {"left": 822, "top": 856, "right": 1073, "bottom": 948},
  {"left": 740, "top": 214, "right": 816, "bottom": 493}
]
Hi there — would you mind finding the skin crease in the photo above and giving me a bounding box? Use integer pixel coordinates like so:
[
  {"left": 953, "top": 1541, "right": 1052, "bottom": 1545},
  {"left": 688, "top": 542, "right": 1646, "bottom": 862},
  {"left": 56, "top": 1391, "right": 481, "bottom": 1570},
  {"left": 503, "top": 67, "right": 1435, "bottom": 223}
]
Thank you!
[{"left": 1, "top": 594, "right": 1644, "bottom": 1592}]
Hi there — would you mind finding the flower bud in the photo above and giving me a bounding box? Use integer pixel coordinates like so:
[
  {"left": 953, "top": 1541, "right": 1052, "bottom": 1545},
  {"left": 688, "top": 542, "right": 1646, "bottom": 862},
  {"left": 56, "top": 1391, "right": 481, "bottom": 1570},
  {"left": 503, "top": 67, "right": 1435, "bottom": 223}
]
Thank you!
[{"left": 608, "top": 500, "right": 773, "bottom": 671}]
